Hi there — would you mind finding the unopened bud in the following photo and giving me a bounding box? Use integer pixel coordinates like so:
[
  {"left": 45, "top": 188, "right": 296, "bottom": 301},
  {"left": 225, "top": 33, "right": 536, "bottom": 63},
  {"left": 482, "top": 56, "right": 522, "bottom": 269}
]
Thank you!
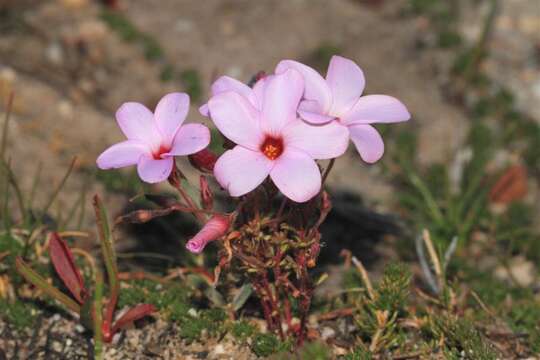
[
  {"left": 186, "top": 215, "right": 231, "bottom": 254},
  {"left": 248, "top": 71, "right": 267, "bottom": 87},
  {"left": 199, "top": 176, "right": 213, "bottom": 210},
  {"left": 189, "top": 149, "right": 218, "bottom": 173}
]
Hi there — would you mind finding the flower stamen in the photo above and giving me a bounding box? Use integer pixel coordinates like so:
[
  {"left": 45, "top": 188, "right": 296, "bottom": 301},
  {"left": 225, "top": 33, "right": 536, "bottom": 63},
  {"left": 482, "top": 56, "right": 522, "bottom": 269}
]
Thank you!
[{"left": 261, "top": 136, "right": 284, "bottom": 160}]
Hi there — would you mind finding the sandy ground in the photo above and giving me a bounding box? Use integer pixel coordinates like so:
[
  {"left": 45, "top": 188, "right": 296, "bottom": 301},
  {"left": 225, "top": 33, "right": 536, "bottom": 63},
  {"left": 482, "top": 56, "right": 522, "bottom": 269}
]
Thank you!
[{"left": 0, "top": 0, "right": 539, "bottom": 358}]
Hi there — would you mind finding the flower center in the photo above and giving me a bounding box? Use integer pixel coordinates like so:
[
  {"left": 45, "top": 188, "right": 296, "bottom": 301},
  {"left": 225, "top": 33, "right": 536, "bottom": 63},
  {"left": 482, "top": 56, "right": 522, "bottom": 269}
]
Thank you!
[
  {"left": 260, "top": 136, "right": 284, "bottom": 160},
  {"left": 153, "top": 145, "right": 171, "bottom": 160}
]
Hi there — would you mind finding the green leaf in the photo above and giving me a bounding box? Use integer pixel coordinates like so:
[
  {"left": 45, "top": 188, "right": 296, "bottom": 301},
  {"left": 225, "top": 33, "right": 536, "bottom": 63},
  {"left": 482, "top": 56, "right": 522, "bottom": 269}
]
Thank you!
[{"left": 232, "top": 284, "right": 253, "bottom": 312}]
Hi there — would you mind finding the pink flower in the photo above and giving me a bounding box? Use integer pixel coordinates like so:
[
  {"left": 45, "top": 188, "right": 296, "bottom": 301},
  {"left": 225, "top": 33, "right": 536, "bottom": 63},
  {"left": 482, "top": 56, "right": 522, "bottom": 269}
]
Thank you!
[
  {"left": 186, "top": 215, "right": 231, "bottom": 253},
  {"left": 199, "top": 75, "right": 266, "bottom": 116},
  {"left": 97, "top": 93, "right": 210, "bottom": 183},
  {"left": 276, "top": 56, "right": 411, "bottom": 163},
  {"left": 206, "top": 69, "right": 349, "bottom": 203}
]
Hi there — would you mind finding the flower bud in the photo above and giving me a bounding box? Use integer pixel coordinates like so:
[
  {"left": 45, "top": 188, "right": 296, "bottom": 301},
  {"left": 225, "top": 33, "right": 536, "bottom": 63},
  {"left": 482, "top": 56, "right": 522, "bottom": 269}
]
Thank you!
[
  {"left": 188, "top": 149, "right": 218, "bottom": 173},
  {"left": 199, "top": 175, "right": 213, "bottom": 210},
  {"left": 186, "top": 215, "right": 231, "bottom": 254}
]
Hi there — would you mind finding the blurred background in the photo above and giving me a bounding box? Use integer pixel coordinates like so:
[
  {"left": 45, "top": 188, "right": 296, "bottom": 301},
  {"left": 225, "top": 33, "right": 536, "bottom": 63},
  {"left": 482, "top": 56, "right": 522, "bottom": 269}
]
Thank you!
[
  {"left": 1, "top": 0, "right": 540, "bottom": 357},
  {"left": 0, "top": 0, "right": 539, "bottom": 280}
]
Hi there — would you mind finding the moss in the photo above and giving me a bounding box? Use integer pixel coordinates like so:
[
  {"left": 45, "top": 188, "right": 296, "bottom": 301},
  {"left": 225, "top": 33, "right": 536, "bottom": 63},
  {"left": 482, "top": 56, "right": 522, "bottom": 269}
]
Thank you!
[
  {"left": 435, "top": 317, "right": 499, "bottom": 359},
  {"left": 118, "top": 280, "right": 190, "bottom": 315},
  {"left": 0, "top": 299, "right": 38, "bottom": 330},
  {"left": 506, "top": 302, "right": 540, "bottom": 352},
  {"left": 231, "top": 320, "right": 256, "bottom": 341},
  {"left": 295, "top": 341, "right": 331, "bottom": 359},
  {"left": 177, "top": 308, "right": 227, "bottom": 342},
  {"left": 251, "top": 333, "right": 286, "bottom": 357},
  {"left": 345, "top": 347, "right": 373, "bottom": 360},
  {"left": 0, "top": 233, "right": 23, "bottom": 268}
]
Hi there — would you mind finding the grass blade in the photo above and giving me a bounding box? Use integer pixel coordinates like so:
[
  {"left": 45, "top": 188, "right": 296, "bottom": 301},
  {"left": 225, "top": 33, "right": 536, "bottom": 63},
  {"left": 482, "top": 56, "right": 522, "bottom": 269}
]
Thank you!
[
  {"left": 93, "top": 194, "right": 119, "bottom": 326},
  {"left": 15, "top": 256, "right": 81, "bottom": 313}
]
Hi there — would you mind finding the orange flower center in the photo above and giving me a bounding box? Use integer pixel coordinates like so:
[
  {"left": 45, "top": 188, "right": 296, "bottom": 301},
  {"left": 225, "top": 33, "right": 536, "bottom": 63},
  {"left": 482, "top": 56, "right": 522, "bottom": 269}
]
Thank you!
[{"left": 260, "top": 136, "right": 284, "bottom": 160}]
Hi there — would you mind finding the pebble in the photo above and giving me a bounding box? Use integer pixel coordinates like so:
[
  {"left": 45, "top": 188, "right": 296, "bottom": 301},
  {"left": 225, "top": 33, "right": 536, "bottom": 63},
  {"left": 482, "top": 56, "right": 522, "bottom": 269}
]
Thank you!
[{"left": 321, "top": 326, "right": 336, "bottom": 340}]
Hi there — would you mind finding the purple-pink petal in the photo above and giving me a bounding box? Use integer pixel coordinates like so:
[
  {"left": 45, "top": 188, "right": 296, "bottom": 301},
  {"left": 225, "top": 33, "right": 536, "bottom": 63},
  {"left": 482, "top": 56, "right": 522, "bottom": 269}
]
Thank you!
[
  {"left": 341, "top": 95, "right": 411, "bottom": 125},
  {"left": 154, "top": 93, "right": 189, "bottom": 146},
  {"left": 275, "top": 60, "right": 332, "bottom": 113},
  {"left": 214, "top": 146, "right": 273, "bottom": 197},
  {"left": 166, "top": 123, "right": 210, "bottom": 156},
  {"left": 348, "top": 124, "right": 385, "bottom": 163},
  {"left": 282, "top": 119, "right": 349, "bottom": 160},
  {"left": 185, "top": 215, "right": 230, "bottom": 254},
  {"left": 211, "top": 76, "right": 259, "bottom": 109},
  {"left": 207, "top": 91, "right": 263, "bottom": 150},
  {"left": 326, "top": 56, "right": 365, "bottom": 116},
  {"left": 136, "top": 155, "right": 174, "bottom": 183},
  {"left": 115, "top": 102, "right": 161, "bottom": 148},
  {"left": 269, "top": 148, "right": 321, "bottom": 203},
  {"left": 260, "top": 69, "right": 304, "bottom": 135},
  {"left": 297, "top": 100, "right": 335, "bottom": 124},
  {"left": 96, "top": 140, "right": 149, "bottom": 169}
]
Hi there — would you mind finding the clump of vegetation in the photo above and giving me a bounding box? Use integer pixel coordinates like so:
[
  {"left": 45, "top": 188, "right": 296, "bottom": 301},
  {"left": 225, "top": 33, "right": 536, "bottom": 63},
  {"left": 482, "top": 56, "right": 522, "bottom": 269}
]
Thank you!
[
  {"left": 180, "top": 69, "right": 203, "bottom": 103},
  {"left": 251, "top": 333, "right": 292, "bottom": 357},
  {"left": 351, "top": 262, "right": 412, "bottom": 353},
  {"left": 231, "top": 320, "right": 256, "bottom": 342},
  {"left": 433, "top": 316, "right": 499, "bottom": 359},
  {"left": 306, "top": 43, "right": 342, "bottom": 71},
  {"left": 0, "top": 298, "right": 37, "bottom": 330}
]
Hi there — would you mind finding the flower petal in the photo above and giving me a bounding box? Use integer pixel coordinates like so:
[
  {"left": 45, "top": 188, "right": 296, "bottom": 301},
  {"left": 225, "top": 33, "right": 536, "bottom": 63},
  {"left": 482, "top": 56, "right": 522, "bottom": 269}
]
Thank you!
[
  {"left": 282, "top": 119, "right": 349, "bottom": 159},
  {"left": 326, "top": 55, "right": 365, "bottom": 116},
  {"left": 275, "top": 60, "right": 332, "bottom": 113},
  {"left": 207, "top": 91, "right": 263, "bottom": 150},
  {"left": 214, "top": 146, "right": 272, "bottom": 197},
  {"left": 116, "top": 102, "right": 161, "bottom": 147},
  {"left": 298, "top": 100, "right": 336, "bottom": 124},
  {"left": 199, "top": 103, "right": 210, "bottom": 116},
  {"left": 211, "top": 76, "right": 259, "bottom": 108},
  {"left": 186, "top": 215, "right": 230, "bottom": 254},
  {"left": 154, "top": 93, "right": 190, "bottom": 145},
  {"left": 341, "top": 95, "right": 411, "bottom": 125},
  {"left": 97, "top": 140, "right": 149, "bottom": 169},
  {"left": 201, "top": 76, "right": 260, "bottom": 116},
  {"left": 260, "top": 69, "right": 304, "bottom": 135},
  {"left": 270, "top": 148, "right": 321, "bottom": 203},
  {"left": 166, "top": 123, "right": 210, "bottom": 156},
  {"left": 137, "top": 155, "right": 174, "bottom": 183},
  {"left": 348, "top": 124, "right": 385, "bottom": 163},
  {"left": 252, "top": 77, "right": 267, "bottom": 103}
]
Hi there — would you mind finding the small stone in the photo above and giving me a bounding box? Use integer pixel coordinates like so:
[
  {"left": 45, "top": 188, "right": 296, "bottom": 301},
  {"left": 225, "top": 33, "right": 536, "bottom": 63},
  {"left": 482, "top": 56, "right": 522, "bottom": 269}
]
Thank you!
[
  {"left": 321, "top": 326, "right": 336, "bottom": 340},
  {"left": 495, "top": 256, "right": 535, "bottom": 286},
  {"left": 212, "top": 344, "right": 225, "bottom": 355},
  {"left": 45, "top": 42, "right": 64, "bottom": 65}
]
